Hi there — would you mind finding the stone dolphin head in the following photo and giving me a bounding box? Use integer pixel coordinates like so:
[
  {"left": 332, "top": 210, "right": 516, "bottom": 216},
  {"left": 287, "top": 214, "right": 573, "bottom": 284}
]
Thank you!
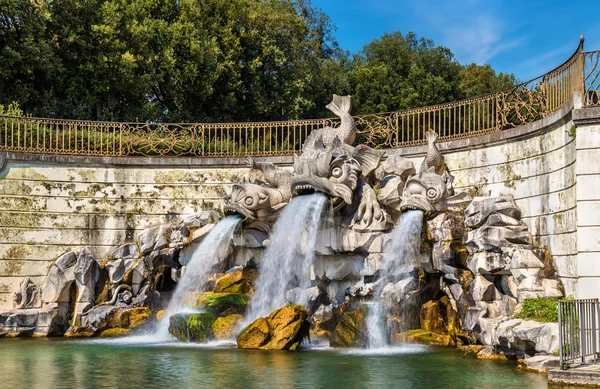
[
  {"left": 223, "top": 178, "right": 284, "bottom": 220},
  {"left": 291, "top": 136, "right": 381, "bottom": 210},
  {"left": 400, "top": 167, "right": 450, "bottom": 216}
]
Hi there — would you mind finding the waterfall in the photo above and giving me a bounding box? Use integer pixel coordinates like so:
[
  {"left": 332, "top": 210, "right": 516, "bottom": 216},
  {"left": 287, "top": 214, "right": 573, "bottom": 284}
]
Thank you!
[
  {"left": 378, "top": 210, "right": 424, "bottom": 291},
  {"left": 246, "top": 193, "right": 327, "bottom": 321},
  {"left": 367, "top": 210, "right": 424, "bottom": 348},
  {"left": 154, "top": 216, "right": 240, "bottom": 339},
  {"left": 365, "top": 302, "right": 387, "bottom": 349}
]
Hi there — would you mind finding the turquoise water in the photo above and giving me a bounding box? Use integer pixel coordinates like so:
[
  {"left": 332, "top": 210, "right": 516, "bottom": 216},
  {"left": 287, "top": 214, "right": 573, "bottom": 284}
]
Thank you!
[{"left": 0, "top": 338, "right": 550, "bottom": 389}]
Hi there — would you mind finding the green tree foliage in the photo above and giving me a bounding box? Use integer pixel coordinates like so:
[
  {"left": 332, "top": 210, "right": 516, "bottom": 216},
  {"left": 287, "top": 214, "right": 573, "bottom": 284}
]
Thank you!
[
  {"left": 459, "top": 63, "right": 517, "bottom": 98},
  {"left": 0, "top": 2, "right": 513, "bottom": 122},
  {"left": 350, "top": 32, "right": 516, "bottom": 114},
  {"left": 0, "top": 0, "right": 348, "bottom": 121}
]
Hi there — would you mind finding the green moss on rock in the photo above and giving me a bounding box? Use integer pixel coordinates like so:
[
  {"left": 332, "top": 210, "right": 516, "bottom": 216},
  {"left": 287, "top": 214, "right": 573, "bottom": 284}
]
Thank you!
[
  {"left": 330, "top": 305, "right": 369, "bottom": 348},
  {"left": 196, "top": 292, "right": 248, "bottom": 316},
  {"left": 212, "top": 314, "right": 244, "bottom": 340},
  {"left": 168, "top": 312, "right": 215, "bottom": 343}
]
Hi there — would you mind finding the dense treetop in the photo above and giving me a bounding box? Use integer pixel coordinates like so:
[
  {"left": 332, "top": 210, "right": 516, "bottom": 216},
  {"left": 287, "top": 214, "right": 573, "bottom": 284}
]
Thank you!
[{"left": 0, "top": 0, "right": 516, "bottom": 122}]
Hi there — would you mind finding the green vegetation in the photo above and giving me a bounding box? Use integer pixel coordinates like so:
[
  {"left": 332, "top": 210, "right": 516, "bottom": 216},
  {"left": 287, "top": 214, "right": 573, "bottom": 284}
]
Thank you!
[
  {"left": 1, "top": 0, "right": 514, "bottom": 123},
  {"left": 516, "top": 297, "right": 560, "bottom": 322}
]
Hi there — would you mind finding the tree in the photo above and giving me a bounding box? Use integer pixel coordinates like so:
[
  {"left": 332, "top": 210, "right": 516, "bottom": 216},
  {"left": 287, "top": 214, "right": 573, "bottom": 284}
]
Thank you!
[
  {"left": 350, "top": 32, "right": 463, "bottom": 114},
  {"left": 349, "top": 32, "right": 516, "bottom": 115},
  {"left": 0, "top": 0, "right": 59, "bottom": 116},
  {"left": 459, "top": 63, "right": 517, "bottom": 98}
]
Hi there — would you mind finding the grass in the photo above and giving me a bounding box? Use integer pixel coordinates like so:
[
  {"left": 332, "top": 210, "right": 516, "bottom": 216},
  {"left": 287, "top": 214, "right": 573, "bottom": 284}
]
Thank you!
[{"left": 516, "top": 297, "right": 560, "bottom": 322}]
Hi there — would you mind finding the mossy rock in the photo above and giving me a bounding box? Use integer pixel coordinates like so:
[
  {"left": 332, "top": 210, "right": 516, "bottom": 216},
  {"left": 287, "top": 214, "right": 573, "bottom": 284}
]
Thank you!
[
  {"left": 100, "top": 328, "right": 132, "bottom": 337},
  {"left": 168, "top": 312, "right": 215, "bottom": 343},
  {"left": 169, "top": 313, "right": 190, "bottom": 342},
  {"left": 330, "top": 305, "right": 368, "bottom": 348},
  {"left": 420, "top": 300, "right": 444, "bottom": 332},
  {"left": 404, "top": 329, "right": 452, "bottom": 346},
  {"left": 237, "top": 305, "right": 309, "bottom": 350},
  {"left": 188, "top": 312, "right": 215, "bottom": 342},
  {"left": 196, "top": 292, "right": 247, "bottom": 316},
  {"left": 213, "top": 268, "right": 258, "bottom": 295},
  {"left": 104, "top": 307, "right": 151, "bottom": 329},
  {"left": 212, "top": 314, "right": 244, "bottom": 340},
  {"left": 237, "top": 317, "right": 271, "bottom": 349}
]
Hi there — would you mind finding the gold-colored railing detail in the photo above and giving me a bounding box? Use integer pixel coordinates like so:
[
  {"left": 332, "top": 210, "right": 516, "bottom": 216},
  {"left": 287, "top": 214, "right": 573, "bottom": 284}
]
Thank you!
[
  {"left": 0, "top": 38, "right": 594, "bottom": 158},
  {"left": 584, "top": 51, "right": 600, "bottom": 107}
]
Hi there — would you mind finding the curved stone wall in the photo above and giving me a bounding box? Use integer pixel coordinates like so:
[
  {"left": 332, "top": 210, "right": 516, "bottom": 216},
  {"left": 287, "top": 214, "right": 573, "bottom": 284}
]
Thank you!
[{"left": 1, "top": 96, "right": 599, "bottom": 308}]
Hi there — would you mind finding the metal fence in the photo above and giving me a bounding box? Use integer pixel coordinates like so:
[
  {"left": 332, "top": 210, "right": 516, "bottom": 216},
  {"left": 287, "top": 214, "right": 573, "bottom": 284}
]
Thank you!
[
  {"left": 558, "top": 299, "right": 600, "bottom": 369},
  {"left": 0, "top": 38, "right": 596, "bottom": 158}
]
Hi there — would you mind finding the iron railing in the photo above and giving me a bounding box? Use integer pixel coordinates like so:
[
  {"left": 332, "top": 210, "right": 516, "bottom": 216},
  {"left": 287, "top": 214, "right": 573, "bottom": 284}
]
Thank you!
[
  {"left": 0, "top": 37, "right": 594, "bottom": 158},
  {"left": 584, "top": 51, "right": 600, "bottom": 107},
  {"left": 558, "top": 299, "right": 600, "bottom": 369}
]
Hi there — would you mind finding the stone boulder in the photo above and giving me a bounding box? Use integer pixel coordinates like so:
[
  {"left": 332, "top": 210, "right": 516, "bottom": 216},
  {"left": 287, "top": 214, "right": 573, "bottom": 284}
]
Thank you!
[
  {"left": 196, "top": 292, "right": 248, "bottom": 316},
  {"left": 137, "top": 225, "right": 172, "bottom": 255},
  {"left": 494, "top": 318, "right": 559, "bottom": 355},
  {"left": 213, "top": 268, "right": 258, "bottom": 296},
  {"left": 169, "top": 312, "right": 215, "bottom": 343},
  {"left": 465, "top": 196, "right": 522, "bottom": 229},
  {"left": 329, "top": 305, "right": 369, "bottom": 348},
  {"left": 212, "top": 314, "right": 244, "bottom": 340},
  {"left": 0, "top": 308, "right": 64, "bottom": 337},
  {"left": 237, "top": 305, "right": 309, "bottom": 350},
  {"left": 69, "top": 306, "right": 151, "bottom": 337}
]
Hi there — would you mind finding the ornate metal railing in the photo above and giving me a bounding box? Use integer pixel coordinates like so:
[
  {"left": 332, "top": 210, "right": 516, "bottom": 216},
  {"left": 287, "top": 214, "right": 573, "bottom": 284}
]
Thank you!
[
  {"left": 559, "top": 299, "right": 600, "bottom": 369},
  {"left": 0, "top": 37, "right": 592, "bottom": 158},
  {"left": 584, "top": 51, "right": 600, "bottom": 107}
]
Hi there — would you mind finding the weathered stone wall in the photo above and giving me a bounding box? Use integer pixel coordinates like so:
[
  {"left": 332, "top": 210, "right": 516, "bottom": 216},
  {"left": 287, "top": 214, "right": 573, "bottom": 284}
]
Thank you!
[
  {"left": 572, "top": 105, "right": 600, "bottom": 299},
  {"left": 0, "top": 156, "right": 267, "bottom": 309},
  {"left": 1, "top": 96, "right": 598, "bottom": 307}
]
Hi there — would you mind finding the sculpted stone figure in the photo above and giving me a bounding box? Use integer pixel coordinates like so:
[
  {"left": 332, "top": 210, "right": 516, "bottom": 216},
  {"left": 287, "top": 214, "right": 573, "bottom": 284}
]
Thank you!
[
  {"left": 303, "top": 94, "right": 356, "bottom": 149},
  {"left": 399, "top": 130, "right": 469, "bottom": 217},
  {"left": 291, "top": 136, "right": 384, "bottom": 227},
  {"left": 13, "top": 277, "right": 39, "bottom": 309},
  {"left": 223, "top": 159, "right": 293, "bottom": 220}
]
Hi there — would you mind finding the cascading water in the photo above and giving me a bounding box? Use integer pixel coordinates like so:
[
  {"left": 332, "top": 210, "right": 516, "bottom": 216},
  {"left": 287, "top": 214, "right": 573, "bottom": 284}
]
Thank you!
[
  {"left": 378, "top": 210, "right": 424, "bottom": 289},
  {"left": 366, "top": 210, "right": 424, "bottom": 349},
  {"left": 154, "top": 216, "right": 241, "bottom": 339},
  {"left": 365, "top": 302, "right": 387, "bottom": 349},
  {"left": 245, "top": 193, "right": 327, "bottom": 322}
]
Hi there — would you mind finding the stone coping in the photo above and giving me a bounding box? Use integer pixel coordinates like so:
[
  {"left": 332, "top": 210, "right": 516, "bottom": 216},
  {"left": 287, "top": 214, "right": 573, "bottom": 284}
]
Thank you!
[{"left": 0, "top": 99, "right": 577, "bottom": 169}]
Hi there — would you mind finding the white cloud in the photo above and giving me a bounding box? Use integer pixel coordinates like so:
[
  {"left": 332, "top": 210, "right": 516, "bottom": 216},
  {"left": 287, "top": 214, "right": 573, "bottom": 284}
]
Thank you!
[{"left": 409, "top": 1, "right": 526, "bottom": 65}]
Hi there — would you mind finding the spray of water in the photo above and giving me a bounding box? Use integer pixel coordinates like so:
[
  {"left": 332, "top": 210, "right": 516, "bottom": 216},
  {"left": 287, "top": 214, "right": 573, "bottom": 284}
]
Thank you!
[
  {"left": 365, "top": 302, "right": 387, "bottom": 349},
  {"left": 378, "top": 210, "right": 424, "bottom": 290},
  {"left": 245, "top": 194, "right": 327, "bottom": 322},
  {"left": 153, "top": 216, "right": 240, "bottom": 339},
  {"left": 367, "top": 210, "right": 424, "bottom": 349}
]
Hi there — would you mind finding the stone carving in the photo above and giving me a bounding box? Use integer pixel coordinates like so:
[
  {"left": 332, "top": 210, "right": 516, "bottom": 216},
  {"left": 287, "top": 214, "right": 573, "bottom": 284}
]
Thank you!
[
  {"left": 303, "top": 94, "right": 356, "bottom": 149},
  {"left": 464, "top": 196, "right": 532, "bottom": 251},
  {"left": 223, "top": 160, "right": 293, "bottom": 221},
  {"left": 13, "top": 277, "right": 40, "bottom": 309}
]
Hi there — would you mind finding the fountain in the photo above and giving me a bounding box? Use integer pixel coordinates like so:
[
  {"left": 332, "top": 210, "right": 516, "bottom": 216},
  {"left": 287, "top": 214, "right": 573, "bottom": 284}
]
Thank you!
[
  {"left": 246, "top": 193, "right": 327, "bottom": 322},
  {"left": 0, "top": 95, "right": 565, "bottom": 361},
  {"left": 154, "top": 216, "right": 241, "bottom": 339}
]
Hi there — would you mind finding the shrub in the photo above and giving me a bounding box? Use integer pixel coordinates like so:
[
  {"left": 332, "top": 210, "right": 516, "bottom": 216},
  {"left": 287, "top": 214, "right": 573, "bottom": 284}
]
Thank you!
[{"left": 516, "top": 297, "right": 560, "bottom": 322}]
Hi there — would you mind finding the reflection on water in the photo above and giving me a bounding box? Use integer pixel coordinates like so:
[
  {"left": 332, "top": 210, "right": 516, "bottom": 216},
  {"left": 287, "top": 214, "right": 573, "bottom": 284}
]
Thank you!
[{"left": 0, "top": 339, "right": 549, "bottom": 389}]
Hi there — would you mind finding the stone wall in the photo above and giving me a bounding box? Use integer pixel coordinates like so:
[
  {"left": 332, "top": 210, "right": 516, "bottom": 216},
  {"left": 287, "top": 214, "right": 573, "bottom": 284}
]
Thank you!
[
  {"left": 1, "top": 95, "right": 598, "bottom": 308},
  {"left": 0, "top": 155, "right": 278, "bottom": 309}
]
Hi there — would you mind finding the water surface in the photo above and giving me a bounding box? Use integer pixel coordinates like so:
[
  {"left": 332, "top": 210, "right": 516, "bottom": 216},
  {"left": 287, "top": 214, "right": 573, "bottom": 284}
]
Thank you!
[{"left": 0, "top": 338, "right": 550, "bottom": 389}]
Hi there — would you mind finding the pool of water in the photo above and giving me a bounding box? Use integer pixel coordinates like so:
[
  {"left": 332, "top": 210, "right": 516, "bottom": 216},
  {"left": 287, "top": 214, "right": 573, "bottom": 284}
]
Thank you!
[{"left": 0, "top": 338, "right": 551, "bottom": 389}]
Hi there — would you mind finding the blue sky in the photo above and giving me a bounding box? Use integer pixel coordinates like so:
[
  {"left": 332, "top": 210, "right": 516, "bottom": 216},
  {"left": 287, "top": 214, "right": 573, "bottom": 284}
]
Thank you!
[{"left": 313, "top": 0, "right": 600, "bottom": 82}]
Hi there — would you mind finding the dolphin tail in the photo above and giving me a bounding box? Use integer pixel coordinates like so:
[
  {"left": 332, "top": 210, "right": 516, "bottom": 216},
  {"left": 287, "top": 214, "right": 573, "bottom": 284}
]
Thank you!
[{"left": 326, "top": 95, "right": 352, "bottom": 117}]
